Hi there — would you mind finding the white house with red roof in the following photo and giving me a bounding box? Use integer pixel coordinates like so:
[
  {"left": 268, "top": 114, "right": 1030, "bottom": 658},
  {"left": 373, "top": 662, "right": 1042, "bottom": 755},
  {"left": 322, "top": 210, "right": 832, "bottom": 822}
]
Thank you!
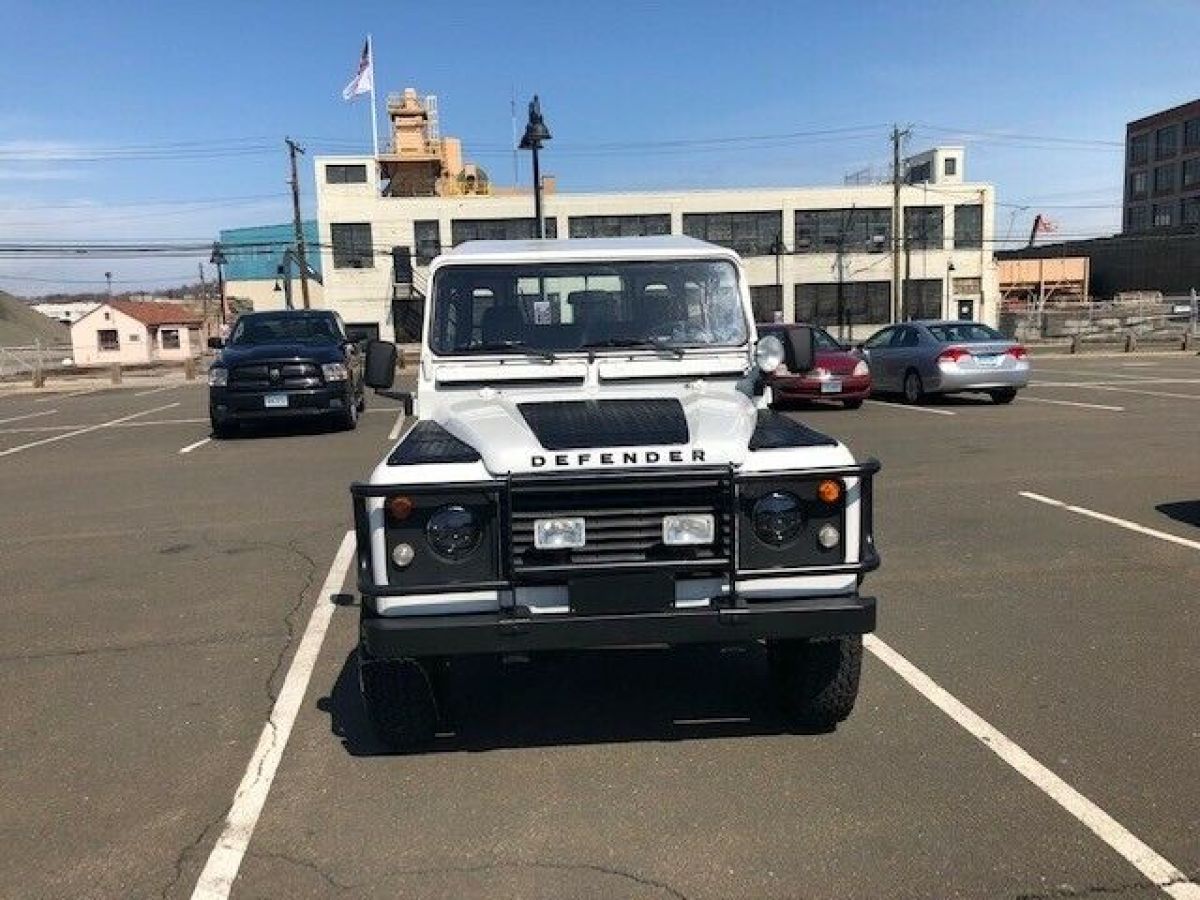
[{"left": 70, "top": 300, "right": 203, "bottom": 366}]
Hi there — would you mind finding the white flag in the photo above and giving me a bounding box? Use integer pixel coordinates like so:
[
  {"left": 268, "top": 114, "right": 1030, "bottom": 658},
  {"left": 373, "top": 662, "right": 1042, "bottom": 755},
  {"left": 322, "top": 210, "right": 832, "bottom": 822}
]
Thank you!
[{"left": 342, "top": 40, "right": 373, "bottom": 101}]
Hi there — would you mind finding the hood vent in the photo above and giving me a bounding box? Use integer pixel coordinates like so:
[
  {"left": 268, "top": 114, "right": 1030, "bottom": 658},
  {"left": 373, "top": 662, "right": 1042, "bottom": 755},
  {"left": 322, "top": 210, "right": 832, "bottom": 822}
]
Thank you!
[{"left": 518, "top": 399, "right": 690, "bottom": 451}]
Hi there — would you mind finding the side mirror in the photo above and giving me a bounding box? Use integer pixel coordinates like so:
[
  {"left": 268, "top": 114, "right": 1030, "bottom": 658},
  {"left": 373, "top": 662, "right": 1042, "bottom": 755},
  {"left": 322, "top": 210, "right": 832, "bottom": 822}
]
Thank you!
[
  {"left": 784, "top": 326, "right": 816, "bottom": 373},
  {"left": 364, "top": 339, "right": 398, "bottom": 389},
  {"left": 207, "top": 337, "right": 225, "bottom": 350}
]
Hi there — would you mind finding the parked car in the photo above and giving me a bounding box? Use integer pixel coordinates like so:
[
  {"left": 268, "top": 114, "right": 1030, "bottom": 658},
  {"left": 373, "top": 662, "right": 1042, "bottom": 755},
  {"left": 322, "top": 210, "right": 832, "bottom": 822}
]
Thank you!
[
  {"left": 859, "top": 320, "right": 1029, "bottom": 404},
  {"left": 759, "top": 323, "right": 871, "bottom": 409},
  {"left": 207, "top": 309, "right": 366, "bottom": 437}
]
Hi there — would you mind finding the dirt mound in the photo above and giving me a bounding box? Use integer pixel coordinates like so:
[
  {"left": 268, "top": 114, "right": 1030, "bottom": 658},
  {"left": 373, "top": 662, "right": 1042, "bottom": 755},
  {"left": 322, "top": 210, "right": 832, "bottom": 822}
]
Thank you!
[{"left": 0, "top": 291, "right": 71, "bottom": 347}]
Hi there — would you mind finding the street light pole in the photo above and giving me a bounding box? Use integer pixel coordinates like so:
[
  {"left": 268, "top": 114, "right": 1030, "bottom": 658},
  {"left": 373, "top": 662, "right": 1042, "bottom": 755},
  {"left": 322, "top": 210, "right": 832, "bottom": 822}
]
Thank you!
[{"left": 518, "top": 95, "right": 552, "bottom": 238}]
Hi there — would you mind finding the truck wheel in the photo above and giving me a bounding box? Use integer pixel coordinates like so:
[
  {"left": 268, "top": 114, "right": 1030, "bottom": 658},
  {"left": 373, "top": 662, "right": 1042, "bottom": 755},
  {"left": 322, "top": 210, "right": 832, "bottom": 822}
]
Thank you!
[
  {"left": 768, "top": 635, "right": 863, "bottom": 727},
  {"left": 989, "top": 387, "right": 1018, "bottom": 404},
  {"left": 210, "top": 417, "right": 236, "bottom": 439},
  {"left": 358, "top": 655, "right": 438, "bottom": 750},
  {"left": 339, "top": 399, "right": 359, "bottom": 431}
]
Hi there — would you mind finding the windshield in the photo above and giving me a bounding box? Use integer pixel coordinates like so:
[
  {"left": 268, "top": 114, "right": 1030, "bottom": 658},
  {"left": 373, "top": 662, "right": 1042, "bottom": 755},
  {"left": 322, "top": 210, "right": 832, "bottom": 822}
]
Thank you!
[
  {"left": 813, "top": 327, "right": 843, "bottom": 350},
  {"left": 229, "top": 314, "right": 343, "bottom": 346},
  {"left": 927, "top": 322, "right": 1005, "bottom": 343},
  {"left": 429, "top": 260, "right": 749, "bottom": 355}
]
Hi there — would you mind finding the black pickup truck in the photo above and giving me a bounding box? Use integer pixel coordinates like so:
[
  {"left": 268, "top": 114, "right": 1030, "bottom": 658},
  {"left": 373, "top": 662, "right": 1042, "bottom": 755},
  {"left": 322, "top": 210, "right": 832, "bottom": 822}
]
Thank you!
[{"left": 206, "top": 310, "right": 365, "bottom": 437}]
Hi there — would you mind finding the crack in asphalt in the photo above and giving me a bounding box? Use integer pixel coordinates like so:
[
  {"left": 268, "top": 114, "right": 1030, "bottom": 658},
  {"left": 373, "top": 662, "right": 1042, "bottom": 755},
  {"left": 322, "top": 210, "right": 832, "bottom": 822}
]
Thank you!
[
  {"left": 0, "top": 630, "right": 278, "bottom": 664},
  {"left": 1015, "top": 869, "right": 1200, "bottom": 899},
  {"left": 155, "top": 538, "right": 323, "bottom": 899},
  {"left": 244, "top": 850, "right": 693, "bottom": 899}
]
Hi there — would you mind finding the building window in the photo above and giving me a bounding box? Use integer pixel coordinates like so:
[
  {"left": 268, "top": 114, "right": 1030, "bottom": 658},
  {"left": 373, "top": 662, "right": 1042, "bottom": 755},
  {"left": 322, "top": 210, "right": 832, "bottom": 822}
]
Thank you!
[
  {"left": 1153, "top": 164, "right": 1176, "bottom": 194},
  {"left": 330, "top": 222, "right": 375, "bottom": 268},
  {"left": 906, "top": 161, "right": 932, "bottom": 184},
  {"left": 1129, "top": 133, "right": 1150, "bottom": 166},
  {"left": 952, "top": 277, "right": 982, "bottom": 296},
  {"left": 1129, "top": 170, "right": 1149, "bottom": 198},
  {"left": 568, "top": 214, "right": 671, "bottom": 239},
  {"left": 682, "top": 211, "right": 782, "bottom": 256},
  {"left": 1183, "top": 158, "right": 1200, "bottom": 189},
  {"left": 953, "top": 205, "right": 983, "bottom": 248},
  {"left": 1182, "top": 197, "right": 1200, "bottom": 225},
  {"left": 944, "top": 157, "right": 957, "bottom": 177},
  {"left": 749, "top": 285, "right": 783, "bottom": 324},
  {"left": 98, "top": 329, "right": 119, "bottom": 351},
  {"left": 325, "top": 164, "right": 368, "bottom": 184},
  {"left": 1186, "top": 118, "right": 1200, "bottom": 149},
  {"left": 1125, "top": 205, "right": 1149, "bottom": 232},
  {"left": 902, "top": 279, "right": 942, "bottom": 320},
  {"left": 1155, "top": 124, "right": 1179, "bottom": 160},
  {"left": 795, "top": 282, "right": 890, "bottom": 327},
  {"left": 450, "top": 217, "right": 557, "bottom": 244},
  {"left": 903, "top": 206, "right": 944, "bottom": 249},
  {"left": 794, "top": 209, "right": 890, "bottom": 253},
  {"left": 129, "top": 333, "right": 140, "bottom": 342},
  {"left": 414, "top": 220, "right": 441, "bottom": 263},
  {"left": 161, "top": 328, "right": 180, "bottom": 350},
  {"left": 1152, "top": 203, "right": 1176, "bottom": 227}
]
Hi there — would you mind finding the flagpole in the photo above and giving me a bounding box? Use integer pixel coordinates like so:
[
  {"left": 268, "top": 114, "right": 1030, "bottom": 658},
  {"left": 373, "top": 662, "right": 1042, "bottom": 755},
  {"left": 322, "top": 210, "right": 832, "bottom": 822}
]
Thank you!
[{"left": 368, "top": 34, "right": 380, "bottom": 158}]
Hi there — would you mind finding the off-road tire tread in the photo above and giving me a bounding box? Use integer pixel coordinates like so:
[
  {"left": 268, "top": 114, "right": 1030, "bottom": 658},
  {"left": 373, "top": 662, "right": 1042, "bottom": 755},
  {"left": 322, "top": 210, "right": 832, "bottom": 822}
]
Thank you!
[
  {"left": 359, "top": 656, "right": 438, "bottom": 750},
  {"left": 770, "top": 635, "right": 863, "bottom": 726}
]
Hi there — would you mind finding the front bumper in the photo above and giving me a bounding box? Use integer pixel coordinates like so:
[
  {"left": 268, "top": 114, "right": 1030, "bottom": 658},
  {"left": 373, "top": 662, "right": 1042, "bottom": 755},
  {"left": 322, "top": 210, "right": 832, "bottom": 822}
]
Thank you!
[
  {"left": 361, "top": 593, "right": 876, "bottom": 657},
  {"left": 209, "top": 385, "right": 351, "bottom": 421}
]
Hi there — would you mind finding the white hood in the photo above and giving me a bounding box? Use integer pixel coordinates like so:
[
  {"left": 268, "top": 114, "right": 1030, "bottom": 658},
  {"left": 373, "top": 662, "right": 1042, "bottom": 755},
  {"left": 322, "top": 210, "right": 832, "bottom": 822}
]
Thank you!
[{"left": 436, "top": 388, "right": 759, "bottom": 475}]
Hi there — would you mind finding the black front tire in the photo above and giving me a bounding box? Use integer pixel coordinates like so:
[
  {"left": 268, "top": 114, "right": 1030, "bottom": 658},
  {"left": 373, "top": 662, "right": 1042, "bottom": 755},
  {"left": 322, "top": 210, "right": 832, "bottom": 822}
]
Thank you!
[
  {"left": 210, "top": 418, "right": 236, "bottom": 439},
  {"left": 358, "top": 655, "right": 438, "bottom": 750},
  {"left": 769, "top": 635, "right": 863, "bottom": 727},
  {"left": 843, "top": 398, "right": 864, "bottom": 410},
  {"left": 989, "top": 387, "right": 1018, "bottom": 404},
  {"left": 902, "top": 370, "right": 925, "bottom": 405},
  {"left": 338, "top": 397, "right": 360, "bottom": 431}
]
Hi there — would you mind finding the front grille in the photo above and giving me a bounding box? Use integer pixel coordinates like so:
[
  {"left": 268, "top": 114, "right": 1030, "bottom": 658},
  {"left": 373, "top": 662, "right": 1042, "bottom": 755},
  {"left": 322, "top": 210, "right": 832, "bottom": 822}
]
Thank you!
[
  {"left": 229, "top": 362, "right": 322, "bottom": 391},
  {"left": 509, "top": 473, "right": 732, "bottom": 578}
]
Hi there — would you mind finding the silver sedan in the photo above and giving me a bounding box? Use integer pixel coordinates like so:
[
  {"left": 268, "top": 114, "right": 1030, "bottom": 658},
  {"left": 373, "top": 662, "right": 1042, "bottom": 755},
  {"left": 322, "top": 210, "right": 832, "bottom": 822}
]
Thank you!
[{"left": 860, "top": 320, "right": 1031, "bottom": 404}]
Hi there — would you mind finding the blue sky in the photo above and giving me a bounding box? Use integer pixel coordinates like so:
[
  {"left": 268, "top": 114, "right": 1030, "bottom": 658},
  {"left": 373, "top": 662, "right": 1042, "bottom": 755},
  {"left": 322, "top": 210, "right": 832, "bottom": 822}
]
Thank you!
[{"left": 1, "top": 0, "right": 1197, "bottom": 294}]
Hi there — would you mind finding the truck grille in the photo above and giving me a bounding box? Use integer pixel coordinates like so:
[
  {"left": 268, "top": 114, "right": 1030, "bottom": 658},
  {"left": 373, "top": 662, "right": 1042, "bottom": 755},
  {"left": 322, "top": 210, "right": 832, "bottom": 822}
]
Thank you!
[
  {"left": 228, "top": 362, "right": 322, "bottom": 391},
  {"left": 509, "top": 473, "right": 733, "bottom": 579}
]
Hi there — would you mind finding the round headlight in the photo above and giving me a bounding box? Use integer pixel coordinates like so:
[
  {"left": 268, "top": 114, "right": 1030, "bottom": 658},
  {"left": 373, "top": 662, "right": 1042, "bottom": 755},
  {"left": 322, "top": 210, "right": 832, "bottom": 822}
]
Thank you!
[
  {"left": 754, "top": 334, "right": 785, "bottom": 373},
  {"left": 425, "top": 505, "right": 481, "bottom": 560},
  {"left": 752, "top": 491, "right": 804, "bottom": 545}
]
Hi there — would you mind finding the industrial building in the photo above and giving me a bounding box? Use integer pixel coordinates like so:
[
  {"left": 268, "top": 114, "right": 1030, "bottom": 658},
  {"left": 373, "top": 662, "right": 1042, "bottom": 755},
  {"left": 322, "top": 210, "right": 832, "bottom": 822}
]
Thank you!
[
  {"left": 1123, "top": 97, "right": 1200, "bottom": 233},
  {"left": 312, "top": 90, "right": 998, "bottom": 343},
  {"left": 220, "top": 222, "right": 323, "bottom": 315}
]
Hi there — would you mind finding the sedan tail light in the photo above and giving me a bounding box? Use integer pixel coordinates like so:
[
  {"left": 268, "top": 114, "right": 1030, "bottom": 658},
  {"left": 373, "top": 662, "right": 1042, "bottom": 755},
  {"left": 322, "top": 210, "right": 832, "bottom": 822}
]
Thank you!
[
  {"left": 1008, "top": 345, "right": 1028, "bottom": 360},
  {"left": 851, "top": 360, "right": 869, "bottom": 378},
  {"left": 937, "top": 346, "right": 971, "bottom": 364}
]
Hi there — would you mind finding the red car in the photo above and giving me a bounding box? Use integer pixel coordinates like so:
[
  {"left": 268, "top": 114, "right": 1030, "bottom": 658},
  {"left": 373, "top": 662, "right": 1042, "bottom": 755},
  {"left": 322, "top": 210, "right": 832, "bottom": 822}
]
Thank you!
[{"left": 758, "top": 323, "right": 872, "bottom": 409}]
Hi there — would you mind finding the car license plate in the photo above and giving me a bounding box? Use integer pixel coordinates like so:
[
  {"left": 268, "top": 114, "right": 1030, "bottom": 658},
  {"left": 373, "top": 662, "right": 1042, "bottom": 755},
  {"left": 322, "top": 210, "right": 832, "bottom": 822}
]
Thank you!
[
  {"left": 569, "top": 571, "right": 674, "bottom": 615},
  {"left": 975, "top": 354, "right": 1001, "bottom": 367},
  {"left": 264, "top": 393, "right": 289, "bottom": 409},
  {"left": 821, "top": 379, "right": 843, "bottom": 393}
]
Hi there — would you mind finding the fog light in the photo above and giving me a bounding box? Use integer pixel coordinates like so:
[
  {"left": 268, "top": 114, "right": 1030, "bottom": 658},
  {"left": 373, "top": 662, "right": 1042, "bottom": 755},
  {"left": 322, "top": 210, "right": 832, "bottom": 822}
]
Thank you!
[
  {"left": 663, "top": 513, "right": 715, "bottom": 545},
  {"left": 817, "top": 524, "right": 841, "bottom": 549},
  {"left": 534, "top": 517, "right": 585, "bottom": 550},
  {"left": 391, "top": 542, "right": 415, "bottom": 567}
]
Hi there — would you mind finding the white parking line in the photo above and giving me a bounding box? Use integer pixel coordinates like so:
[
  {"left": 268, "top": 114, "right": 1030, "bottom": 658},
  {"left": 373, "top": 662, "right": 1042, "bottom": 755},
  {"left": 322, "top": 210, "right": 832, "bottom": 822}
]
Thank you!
[
  {"left": 866, "top": 634, "right": 1200, "bottom": 900},
  {"left": 191, "top": 531, "right": 355, "bottom": 900},
  {"left": 387, "top": 411, "right": 406, "bottom": 441},
  {"left": 1057, "top": 384, "right": 1200, "bottom": 401},
  {"left": 0, "top": 402, "right": 180, "bottom": 458},
  {"left": 1019, "top": 491, "right": 1200, "bottom": 553},
  {"left": 0, "top": 408, "right": 57, "bottom": 425},
  {"left": 865, "top": 400, "right": 956, "bottom": 416},
  {"left": 0, "top": 417, "right": 207, "bottom": 435},
  {"left": 34, "top": 387, "right": 103, "bottom": 402},
  {"left": 1018, "top": 396, "right": 1124, "bottom": 412},
  {"left": 134, "top": 384, "right": 180, "bottom": 397},
  {"left": 178, "top": 437, "right": 211, "bottom": 455}
]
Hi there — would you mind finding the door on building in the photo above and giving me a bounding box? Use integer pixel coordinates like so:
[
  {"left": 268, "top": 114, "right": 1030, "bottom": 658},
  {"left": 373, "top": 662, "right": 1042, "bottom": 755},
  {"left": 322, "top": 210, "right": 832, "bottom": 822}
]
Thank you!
[
  {"left": 391, "top": 297, "right": 424, "bottom": 343},
  {"left": 956, "top": 298, "right": 974, "bottom": 321},
  {"left": 749, "top": 285, "right": 784, "bottom": 324}
]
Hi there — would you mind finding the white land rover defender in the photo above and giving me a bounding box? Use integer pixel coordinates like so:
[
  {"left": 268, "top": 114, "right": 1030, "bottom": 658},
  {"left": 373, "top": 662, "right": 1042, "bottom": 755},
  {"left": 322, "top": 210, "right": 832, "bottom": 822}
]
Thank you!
[{"left": 352, "top": 236, "right": 880, "bottom": 748}]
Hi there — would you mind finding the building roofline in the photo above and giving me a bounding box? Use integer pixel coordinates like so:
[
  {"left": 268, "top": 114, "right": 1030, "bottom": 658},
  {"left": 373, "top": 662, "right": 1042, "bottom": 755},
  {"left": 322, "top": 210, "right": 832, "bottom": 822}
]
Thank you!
[{"left": 1127, "top": 97, "right": 1200, "bottom": 131}]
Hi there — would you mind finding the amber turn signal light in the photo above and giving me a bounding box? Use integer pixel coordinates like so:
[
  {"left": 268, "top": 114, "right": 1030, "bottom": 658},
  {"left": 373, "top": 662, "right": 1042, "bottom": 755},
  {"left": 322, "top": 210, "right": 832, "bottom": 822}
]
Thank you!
[
  {"left": 386, "top": 495, "right": 414, "bottom": 521},
  {"left": 817, "top": 479, "right": 842, "bottom": 504}
]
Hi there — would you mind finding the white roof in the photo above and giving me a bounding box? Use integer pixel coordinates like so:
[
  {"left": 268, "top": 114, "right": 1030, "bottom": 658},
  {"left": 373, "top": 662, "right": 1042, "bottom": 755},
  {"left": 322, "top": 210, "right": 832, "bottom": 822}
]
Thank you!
[{"left": 434, "top": 235, "right": 740, "bottom": 266}]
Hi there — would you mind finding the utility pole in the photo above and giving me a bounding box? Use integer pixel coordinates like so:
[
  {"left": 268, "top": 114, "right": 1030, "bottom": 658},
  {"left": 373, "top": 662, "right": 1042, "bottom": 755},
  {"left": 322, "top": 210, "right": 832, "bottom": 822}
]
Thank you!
[
  {"left": 104, "top": 271, "right": 113, "bottom": 298},
  {"left": 286, "top": 138, "right": 311, "bottom": 309},
  {"left": 891, "top": 125, "right": 910, "bottom": 322},
  {"left": 197, "top": 262, "right": 209, "bottom": 337}
]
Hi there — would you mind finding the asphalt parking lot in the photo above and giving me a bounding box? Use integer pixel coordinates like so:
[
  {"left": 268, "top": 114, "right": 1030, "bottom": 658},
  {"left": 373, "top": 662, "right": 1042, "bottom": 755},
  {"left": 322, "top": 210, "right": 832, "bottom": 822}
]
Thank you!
[{"left": 0, "top": 354, "right": 1197, "bottom": 900}]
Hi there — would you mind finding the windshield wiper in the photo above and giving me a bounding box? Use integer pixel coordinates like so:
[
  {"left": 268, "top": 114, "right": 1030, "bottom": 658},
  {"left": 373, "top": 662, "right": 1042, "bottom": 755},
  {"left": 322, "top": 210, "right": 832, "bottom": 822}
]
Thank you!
[
  {"left": 579, "top": 337, "right": 685, "bottom": 359},
  {"left": 464, "top": 340, "right": 555, "bottom": 362}
]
